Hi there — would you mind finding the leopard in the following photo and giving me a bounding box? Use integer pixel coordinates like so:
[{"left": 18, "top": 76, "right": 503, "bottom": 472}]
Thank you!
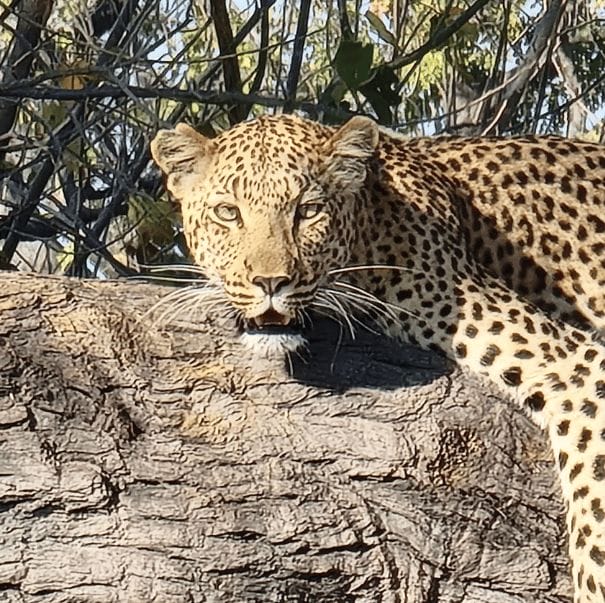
[{"left": 151, "top": 114, "right": 605, "bottom": 603}]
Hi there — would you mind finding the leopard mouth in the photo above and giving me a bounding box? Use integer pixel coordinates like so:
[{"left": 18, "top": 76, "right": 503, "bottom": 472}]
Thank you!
[{"left": 243, "top": 308, "right": 301, "bottom": 335}]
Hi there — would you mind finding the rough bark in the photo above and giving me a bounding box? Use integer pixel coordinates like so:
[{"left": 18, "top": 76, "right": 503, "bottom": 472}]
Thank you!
[{"left": 0, "top": 272, "right": 573, "bottom": 603}]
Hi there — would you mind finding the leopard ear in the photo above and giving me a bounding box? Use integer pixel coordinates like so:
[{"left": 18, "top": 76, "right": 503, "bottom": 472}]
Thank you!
[
  {"left": 330, "top": 116, "right": 379, "bottom": 158},
  {"left": 324, "top": 116, "right": 379, "bottom": 188},
  {"left": 150, "top": 123, "right": 215, "bottom": 200}
]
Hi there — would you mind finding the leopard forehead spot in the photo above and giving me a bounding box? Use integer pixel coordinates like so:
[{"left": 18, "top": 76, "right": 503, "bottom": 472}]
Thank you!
[
  {"left": 197, "top": 117, "right": 329, "bottom": 211},
  {"left": 152, "top": 115, "right": 605, "bottom": 602}
]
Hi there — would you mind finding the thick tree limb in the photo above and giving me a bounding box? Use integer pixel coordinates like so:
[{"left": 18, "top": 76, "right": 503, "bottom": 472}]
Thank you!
[
  {"left": 0, "top": 83, "right": 349, "bottom": 120},
  {"left": 0, "top": 0, "right": 53, "bottom": 158},
  {"left": 210, "top": 0, "right": 246, "bottom": 125},
  {"left": 481, "top": 0, "right": 566, "bottom": 134},
  {"left": 284, "top": 0, "right": 311, "bottom": 111},
  {"left": 0, "top": 272, "right": 573, "bottom": 602}
]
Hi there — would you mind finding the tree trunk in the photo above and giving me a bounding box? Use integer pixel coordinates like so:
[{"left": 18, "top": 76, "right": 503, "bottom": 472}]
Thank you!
[{"left": 0, "top": 272, "right": 572, "bottom": 603}]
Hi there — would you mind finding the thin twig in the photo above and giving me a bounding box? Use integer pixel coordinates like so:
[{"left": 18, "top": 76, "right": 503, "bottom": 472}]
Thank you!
[{"left": 388, "top": 0, "right": 491, "bottom": 69}]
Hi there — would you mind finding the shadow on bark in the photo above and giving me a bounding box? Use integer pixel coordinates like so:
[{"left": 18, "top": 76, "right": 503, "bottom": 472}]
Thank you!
[{"left": 290, "top": 320, "right": 449, "bottom": 391}]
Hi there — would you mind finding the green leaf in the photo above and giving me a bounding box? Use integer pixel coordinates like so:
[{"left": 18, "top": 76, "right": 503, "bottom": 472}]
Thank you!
[
  {"left": 365, "top": 10, "right": 397, "bottom": 47},
  {"left": 320, "top": 79, "right": 348, "bottom": 106},
  {"left": 360, "top": 66, "right": 401, "bottom": 125},
  {"left": 317, "top": 80, "right": 352, "bottom": 124},
  {"left": 334, "top": 40, "right": 374, "bottom": 91}
]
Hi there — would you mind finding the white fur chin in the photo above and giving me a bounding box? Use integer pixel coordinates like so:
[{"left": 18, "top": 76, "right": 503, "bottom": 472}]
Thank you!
[{"left": 239, "top": 332, "right": 306, "bottom": 357}]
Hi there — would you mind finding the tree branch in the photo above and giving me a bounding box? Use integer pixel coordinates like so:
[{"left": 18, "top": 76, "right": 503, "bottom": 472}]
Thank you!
[
  {"left": 0, "top": 83, "right": 337, "bottom": 115},
  {"left": 210, "top": 0, "right": 246, "bottom": 124},
  {"left": 284, "top": 0, "right": 311, "bottom": 112},
  {"left": 0, "top": 0, "right": 54, "bottom": 158},
  {"left": 483, "top": 0, "right": 567, "bottom": 133},
  {"left": 387, "top": 0, "right": 491, "bottom": 69},
  {"left": 238, "top": 0, "right": 274, "bottom": 121}
]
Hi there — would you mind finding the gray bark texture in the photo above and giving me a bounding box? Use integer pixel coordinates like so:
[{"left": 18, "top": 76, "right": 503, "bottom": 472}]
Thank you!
[{"left": 0, "top": 272, "right": 573, "bottom": 603}]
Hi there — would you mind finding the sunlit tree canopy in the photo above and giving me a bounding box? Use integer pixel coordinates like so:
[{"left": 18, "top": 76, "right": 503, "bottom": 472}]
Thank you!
[{"left": 0, "top": 0, "right": 603, "bottom": 276}]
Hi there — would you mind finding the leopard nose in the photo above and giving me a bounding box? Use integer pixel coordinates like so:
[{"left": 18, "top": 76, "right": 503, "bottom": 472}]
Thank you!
[{"left": 252, "top": 275, "right": 291, "bottom": 295}]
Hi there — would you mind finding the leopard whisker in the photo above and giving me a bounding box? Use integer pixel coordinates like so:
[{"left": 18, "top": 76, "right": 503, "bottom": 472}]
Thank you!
[
  {"left": 324, "top": 283, "right": 412, "bottom": 336},
  {"left": 297, "top": 307, "right": 313, "bottom": 330},
  {"left": 328, "top": 264, "right": 418, "bottom": 275},
  {"left": 142, "top": 284, "right": 201, "bottom": 321},
  {"left": 137, "top": 262, "right": 208, "bottom": 275},
  {"left": 311, "top": 301, "right": 347, "bottom": 329},
  {"left": 312, "top": 294, "right": 357, "bottom": 339},
  {"left": 144, "top": 284, "right": 227, "bottom": 330},
  {"left": 322, "top": 290, "right": 387, "bottom": 337},
  {"left": 317, "top": 290, "right": 360, "bottom": 339},
  {"left": 330, "top": 283, "right": 399, "bottom": 323},
  {"left": 150, "top": 291, "right": 212, "bottom": 329},
  {"left": 129, "top": 274, "right": 206, "bottom": 284},
  {"left": 158, "top": 296, "right": 207, "bottom": 328},
  {"left": 165, "top": 295, "right": 236, "bottom": 330},
  {"left": 331, "top": 280, "right": 420, "bottom": 321},
  {"left": 326, "top": 287, "right": 394, "bottom": 328}
]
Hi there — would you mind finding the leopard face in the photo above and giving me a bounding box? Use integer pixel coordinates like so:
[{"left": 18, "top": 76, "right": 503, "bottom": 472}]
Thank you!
[{"left": 151, "top": 116, "right": 378, "bottom": 351}]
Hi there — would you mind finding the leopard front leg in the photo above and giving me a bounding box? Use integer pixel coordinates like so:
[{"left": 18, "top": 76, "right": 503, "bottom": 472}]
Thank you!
[
  {"left": 445, "top": 272, "right": 605, "bottom": 603},
  {"left": 367, "top": 263, "right": 605, "bottom": 602},
  {"left": 352, "top": 160, "right": 604, "bottom": 601}
]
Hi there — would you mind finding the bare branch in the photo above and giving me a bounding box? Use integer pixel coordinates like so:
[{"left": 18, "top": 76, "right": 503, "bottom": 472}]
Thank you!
[
  {"left": 0, "top": 0, "right": 54, "bottom": 158},
  {"left": 210, "top": 0, "right": 245, "bottom": 124},
  {"left": 0, "top": 83, "right": 330, "bottom": 114},
  {"left": 483, "top": 0, "right": 567, "bottom": 134},
  {"left": 285, "top": 0, "right": 311, "bottom": 112},
  {"left": 388, "top": 0, "right": 491, "bottom": 70}
]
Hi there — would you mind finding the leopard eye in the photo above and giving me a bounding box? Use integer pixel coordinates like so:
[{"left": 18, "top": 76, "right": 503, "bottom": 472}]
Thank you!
[
  {"left": 213, "top": 203, "right": 240, "bottom": 223},
  {"left": 297, "top": 202, "right": 323, "bottom": 220}
]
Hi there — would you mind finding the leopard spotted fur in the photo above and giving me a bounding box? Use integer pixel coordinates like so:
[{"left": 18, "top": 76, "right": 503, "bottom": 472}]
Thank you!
[{"left": 152, "top": 115, "right": 605, "bottom": 602}]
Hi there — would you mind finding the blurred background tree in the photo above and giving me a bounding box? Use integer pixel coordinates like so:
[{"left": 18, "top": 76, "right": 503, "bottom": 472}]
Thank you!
[{"left": 0, "top": 0, "right": 602, "bottom": 277}]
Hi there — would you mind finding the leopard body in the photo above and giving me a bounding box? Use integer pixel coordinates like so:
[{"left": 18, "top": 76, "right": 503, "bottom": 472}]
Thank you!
[{"left": 151, "top": 115, "right": 605, "bottom": 602}]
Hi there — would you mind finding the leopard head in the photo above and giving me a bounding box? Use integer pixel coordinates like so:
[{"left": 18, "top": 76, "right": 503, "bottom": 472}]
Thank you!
[{"left": 151, "top": 114, "right": 379, "bottom": 354}]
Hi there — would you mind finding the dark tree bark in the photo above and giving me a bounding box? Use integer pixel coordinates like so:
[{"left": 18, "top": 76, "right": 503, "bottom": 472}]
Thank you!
[
  {"left": 0, "top": 272, "right": 573, "bottom": 602},
  {"left": 210, "top": 0, "right": 246, "bottom": 125},
  {"left": 0, "top": 0, "right": 54, "bottom": 158}
]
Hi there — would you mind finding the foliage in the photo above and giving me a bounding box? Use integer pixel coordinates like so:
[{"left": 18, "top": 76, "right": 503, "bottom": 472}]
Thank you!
[{"left": 0, "top": 0, "right": 602, "bottom": 276}]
